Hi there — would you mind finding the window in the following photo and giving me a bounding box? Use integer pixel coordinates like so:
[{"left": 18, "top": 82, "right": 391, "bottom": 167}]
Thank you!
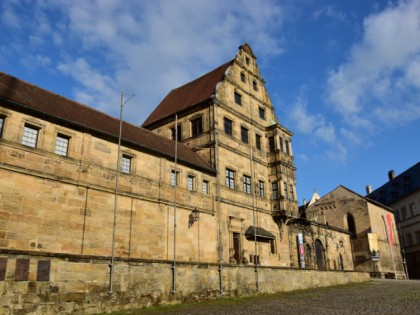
[
  {"left": 121, "top": 155, "right": 132, "bottom": 174},
  {"left": 258, "top": 107, "right": 265, "bottom": 120},
  {"left": 289, "top": 184, "right": 294, "bottom": 201},
  {"left": 226, "top": 169, "right": 235, "bottom": 189},
  {"left": 224, "top": 118, "right": 233, "bottom": 136},
  {"left": 416, "top": 231, "right": 420, "bottom": 244},
  {"left": 22, "top": 124, "right": 39, "bottom": 148},
  {"left": 285, "top": 140, "right": 290, "bottom": 155},
  {"left": 241, "top": 126, "right": 248, "bottom": 144},
  {"left": 272, "top": 182, "right": 279, "bottom": 199},
  {"left": 279, "top": 137, "right": 284, "bottom": 152},
  {"left": 268, "top": 136, "right": 275, "bottom": 152},
  {"left": 255, "top": 134, "right": 261, "bottom": 150},
  {"left": 187, "top": 175, "right": 195, "bottom": 191},
  {"left": 202, "top": 180, "right": 209, "bottom": 194},
  {"left": 406, "top": 233, "right": 413, "bottom": 246},
  {"left": 55, "top": 134, "right": 70, "bottom": 156},
  {"left": 240, "top": 72, "right": 246, "bottom": 82},
  {"left": 171, "top": 170, "right": 179, "bottom": 186},
  {"left": 191, "top": 117, "right": 203, "bottom": 137},
  {"left": 0, "top": 116, "right": 4, "bottom": 137},
  {"left": 243, "top": 175, "right": 251, "bottom": 194},
  {"left": 258, "top": 181, "right": 265, "bottom": 198},
  {"left": 401, "top": 206, "right": 407, "bottom": 220},
  {"left": 15, "top": 258, "right": 30, "bottom": 281},
  {"left": 234, "top": 92, "right": 242, "bottom": 105},
  {"left": 245, "top": 57, "right": 250, "bottom": 65},
  {"left": 395, "top": 209, "right": 400, "bottom": 223},
  {"left": 283, "top": 182, "right": 288, "bottom": 199},
  {"left": 347, "top": 213, "right": 357, "bottom": 239},
  {"left": 269, "top": 238, "right": 276, "bottom": 254},
  {"left": 253, "top": 80, "right": 258, "bottom": 91},
  {"left": 409, "top": 203, "right": 417, "bottom": 217},
  {"left": 170, "top": 124, "right": 182, "bottom": 141}
]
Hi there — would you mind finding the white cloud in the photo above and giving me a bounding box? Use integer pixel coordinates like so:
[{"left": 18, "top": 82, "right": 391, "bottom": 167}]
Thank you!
[{"left": 327, "top": 0, "right": 420, "bottom": 129}]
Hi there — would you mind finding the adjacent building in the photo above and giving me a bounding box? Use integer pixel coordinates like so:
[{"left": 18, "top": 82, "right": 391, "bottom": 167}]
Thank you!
[
  {"left": 367, "top": 162, "right": 420, "bottom": 279},
  {"left": 305, "top": 186, "right": 405, "bottom": 278}
]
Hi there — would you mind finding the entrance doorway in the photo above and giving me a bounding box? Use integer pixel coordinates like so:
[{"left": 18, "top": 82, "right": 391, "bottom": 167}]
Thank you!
[{"left": 315, "top": 239, "right": 324, "bottom": 270}]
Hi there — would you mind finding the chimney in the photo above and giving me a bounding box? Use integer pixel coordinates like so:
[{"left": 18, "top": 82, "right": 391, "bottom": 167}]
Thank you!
[
  {"left": 388, "top": 170, "right": 395, "bottom": 181},
  {"left": 366, "top": 185, "right": 372, "bottom": 195}
]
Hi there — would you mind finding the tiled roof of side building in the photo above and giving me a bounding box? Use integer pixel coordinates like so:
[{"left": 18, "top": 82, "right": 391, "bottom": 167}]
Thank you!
[
  {"left": 0, "top": 72, "right": 215, "bottom": 174},
  {"left": 142, "top": 60, "right": 234, "bottom": 128}
]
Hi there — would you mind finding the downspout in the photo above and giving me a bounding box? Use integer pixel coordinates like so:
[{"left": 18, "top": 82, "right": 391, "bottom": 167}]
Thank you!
[{"left": 172, "top": 115, "right": 178, "bottom": 293}]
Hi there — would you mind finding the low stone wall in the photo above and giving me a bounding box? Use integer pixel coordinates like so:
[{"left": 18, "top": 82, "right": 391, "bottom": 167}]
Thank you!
[{"left": 0, "top": 254, "right": 370, "bottom": 314}]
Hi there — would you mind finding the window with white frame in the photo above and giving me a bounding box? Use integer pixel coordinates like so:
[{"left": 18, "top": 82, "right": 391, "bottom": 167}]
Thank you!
[
  {"left": 202, "top": 180, "right": 209, "bottom": 194},
  {"left": 55, "top": 134, "right": 70, "bottom": 156},
  {"left": 121, "top": 155, "right": 132, "bottom": 174},
  {"left": 22, "top": 124, "right": 39, "bottom": 148},
  {"left": 171, "top": 170, "right": 179, "bottom": 186},
  {"left": 243, "top": 175, "right": 251, "bottom": 194},
  {"left": 226, "top": 169, "right": 235, "bottom": 189},
  {"left": 187, "top": 174, "right": 195, "bottom": 191}
]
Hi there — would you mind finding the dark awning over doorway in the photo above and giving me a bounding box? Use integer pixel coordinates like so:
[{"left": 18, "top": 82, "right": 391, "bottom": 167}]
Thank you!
[{"left": 245, "top": 226, "right": 275, "bottom": 240}]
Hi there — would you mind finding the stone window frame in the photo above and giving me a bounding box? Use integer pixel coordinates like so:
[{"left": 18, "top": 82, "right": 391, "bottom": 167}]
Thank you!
[
  {"left": 240, "top": 125, "right": 249, "bottom": 144},
  {"left": 224, "top": 117, "right": 233, "bottom": 137},
  {"left": 258, "top": 180, "right": 265, "bottom": 198},
  {"left": 170, "top": 123, "right": 182, "bottom": 141},
  {"left": 242, "top": 174, "right": 251, "bottom": 194},
  {"left": 258, "top": 107, "right": 265, "bottom": 120},
  {"left": 121, "top": 154, "right": 134, "bottom": 174},
  {"left": 0, "top": 115, "right": 5, "bottom": 138},
  {"left": 271, "top": 181, "right": 279, "bottom": 200},
  {"left": 190, "top": 116, "right": 203, "bottom": 137},
  {"left": 22, "top": 123, "right": 40, "bottom": 148},
  {"left": 225, "top": 168, "right": 236, "bottom": 189},
  {"left": 240, "top": 72, "right": 246, "bottom": 83},
  {"left": 55, "top": 133, "right": 71, "bottom": 157},
  {"left": 202, "top": 179, "right": 210, "bottom": 195},
  {"left": 269, "top": 237, "right": 277, "bottom": 254},
  {"left": 187, "top": 173, "right": 196, "bottom": 192},
  {"left": 255, "top": 133, "right": 262, "bottom": 150},
  {"left": 171, "top": 169, "right": 181, "bottom": 187},
  {"left": 234, "top": 91, "right": 242, "bottom": 106},
  {"left": 253, "top": 80, "right": 258, "bottom": 91}
]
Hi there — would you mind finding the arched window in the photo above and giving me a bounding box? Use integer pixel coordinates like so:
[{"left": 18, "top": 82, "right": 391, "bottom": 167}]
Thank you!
[
  {"left": 347, "top": 213, "right": 357, "bottom": 239},
  {"left": 315, "top": 239, "right": 325, "bottom": 270}
]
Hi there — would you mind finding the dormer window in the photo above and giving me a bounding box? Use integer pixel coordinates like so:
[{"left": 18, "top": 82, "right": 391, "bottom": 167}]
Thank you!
[
  {"left": 245, "top": 57, "right": 250, "bottom": 65},
  {"left": 240, "top": 72, "right": 246, "bottom": 83}
]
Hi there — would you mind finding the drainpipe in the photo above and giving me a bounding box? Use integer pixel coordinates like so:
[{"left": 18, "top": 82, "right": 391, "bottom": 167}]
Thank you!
[
  {"left": 172, "top": 115, "right": 178, "bottom": 293},
  {"left": 215, "top": 128, "right": 223, "bottom": 293}
]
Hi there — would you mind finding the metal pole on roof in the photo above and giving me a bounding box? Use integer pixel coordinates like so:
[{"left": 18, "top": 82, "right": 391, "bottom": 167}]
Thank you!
[
  {"left": 109, "top": 90, "right": 134, "bottom": 294},
  {"left": 172, "top": 114, "right": 178, "bottom": 293}
]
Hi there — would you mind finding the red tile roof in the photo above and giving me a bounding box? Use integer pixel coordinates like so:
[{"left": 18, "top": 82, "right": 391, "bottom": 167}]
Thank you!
[
  {"left": 142, "top": 60, "right": 233, "bottom": 128},
  {"left": 0, "top": 72, "right": 215, "bottom": 174}
]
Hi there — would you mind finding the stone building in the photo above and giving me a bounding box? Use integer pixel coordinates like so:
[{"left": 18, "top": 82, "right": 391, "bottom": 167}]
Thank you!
[
  {"left": 367, "top": 162, "right": 420, "bottom": 279},
  {"left": 0, "top": 44, "right": 365, "bottom": 313},
  {"left": 305, "top": 185, "right": 405, "bottom": 278}
]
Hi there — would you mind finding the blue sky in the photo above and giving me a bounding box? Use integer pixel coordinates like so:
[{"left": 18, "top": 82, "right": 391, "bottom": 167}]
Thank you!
[{"left": 1, "top": 0, "right": 419, "bottom": 203}]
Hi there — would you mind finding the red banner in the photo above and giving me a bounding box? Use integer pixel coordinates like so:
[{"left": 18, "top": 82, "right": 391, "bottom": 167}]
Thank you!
[{"left": 385, "top": 213, "right": 394, "bottom": 246}]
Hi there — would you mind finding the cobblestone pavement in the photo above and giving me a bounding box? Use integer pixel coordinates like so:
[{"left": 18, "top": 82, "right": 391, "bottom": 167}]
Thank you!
[{"left": 110, "top": 279, "right": 420, "bottom": 315}]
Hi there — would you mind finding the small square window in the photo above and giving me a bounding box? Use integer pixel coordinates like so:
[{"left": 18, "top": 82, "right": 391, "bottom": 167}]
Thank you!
[
  {"left": 240, "top": 72, "right": 246, "bottom": 83},
  {"left": 255, "top": 134, "right": 261, "bottom": 150},
  {"left": 258, "top": 107, "right": 265, "bottom": 120},
  {"left": 224, "top": 118, "right": 233, "bottom": 136},
  {"left": 203, "top": 180, "right": 209, "bottom": 194},
  {"left": 241, "top": 126, "right": 248, "bottom": 144},
  {"left": 22, "top": 124, "right": 39, "bottom": 148},
  {"left": 234, "top": 92, "right": 242, "bottom": 105},
  {"left": 121, "top": 155, "right": 132, "bottom": 174},
  {"left": 187, "top": 175, "right": 195, "bottom": 191},
  {"left": 55, "top": 134, "right": 70, "bottom": 156},
  {"left": 191, "top": 117, "right": 203, "bottom": 137}
]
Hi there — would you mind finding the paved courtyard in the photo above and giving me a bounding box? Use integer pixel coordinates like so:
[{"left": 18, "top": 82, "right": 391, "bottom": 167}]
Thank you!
[{"left": 108, "top": 279, "right": 420, "bottom": 315}]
